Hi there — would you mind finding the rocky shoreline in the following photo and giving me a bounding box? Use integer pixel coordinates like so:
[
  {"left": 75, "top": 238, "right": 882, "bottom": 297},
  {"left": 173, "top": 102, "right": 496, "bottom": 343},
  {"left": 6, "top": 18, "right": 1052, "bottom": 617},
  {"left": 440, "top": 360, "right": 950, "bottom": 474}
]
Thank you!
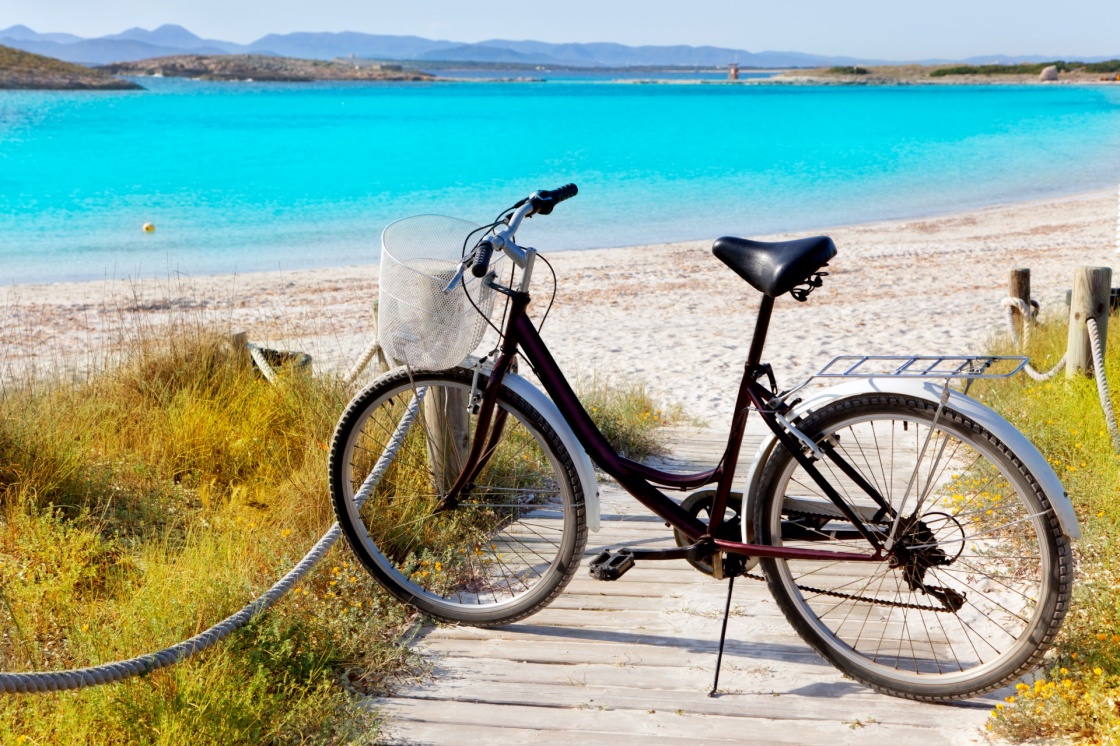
[
  {"left": 100, "top": 55, "right": 435, "bottom": 82},
  {"left": 0, "top": 44, "right": 141, "bottom": 90}
]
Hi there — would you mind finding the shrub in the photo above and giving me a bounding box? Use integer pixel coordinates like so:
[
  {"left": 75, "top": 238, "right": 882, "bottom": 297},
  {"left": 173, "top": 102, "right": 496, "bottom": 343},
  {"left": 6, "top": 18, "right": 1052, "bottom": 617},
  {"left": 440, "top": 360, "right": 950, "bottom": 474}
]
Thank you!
[{"left": 978, "top": 313, "right": 1120, "bottom": 742}]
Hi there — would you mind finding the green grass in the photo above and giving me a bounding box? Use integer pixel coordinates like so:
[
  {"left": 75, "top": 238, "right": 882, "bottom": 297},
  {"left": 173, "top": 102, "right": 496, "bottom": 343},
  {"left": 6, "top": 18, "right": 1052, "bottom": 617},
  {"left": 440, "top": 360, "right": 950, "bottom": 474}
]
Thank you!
[
  {"left": 929, "top": 62, "right": 1072, "bottom": 77},
  {"left": 928, "top": 60, "right": 1120, "bottom": 77},
  {"left": 0, "top": 324, "right": 679, "bottom": 743},
  {"left": 975, "top": 314, "right": 1120, "bottom": 743},
  {"left": 1083, "top": 60, "right": 1120, "bottom": 73},
  {"left": 576, "top": 375, "right": 682, "bottom": 460}
]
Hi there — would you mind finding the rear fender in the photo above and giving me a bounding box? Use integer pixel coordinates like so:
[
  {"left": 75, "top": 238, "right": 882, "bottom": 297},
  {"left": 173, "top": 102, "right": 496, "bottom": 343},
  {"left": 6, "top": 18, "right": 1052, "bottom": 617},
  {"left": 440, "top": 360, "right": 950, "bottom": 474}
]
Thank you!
[{"left": 740, "top": 378, "right": 1080, "bottom": 542}]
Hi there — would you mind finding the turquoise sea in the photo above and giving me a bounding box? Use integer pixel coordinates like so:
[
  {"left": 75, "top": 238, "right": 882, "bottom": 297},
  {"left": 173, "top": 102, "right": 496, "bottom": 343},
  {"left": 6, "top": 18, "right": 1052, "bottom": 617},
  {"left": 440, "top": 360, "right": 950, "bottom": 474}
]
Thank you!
[{"left": 1, "top": 77, "right": 1119, "bottom": 284}]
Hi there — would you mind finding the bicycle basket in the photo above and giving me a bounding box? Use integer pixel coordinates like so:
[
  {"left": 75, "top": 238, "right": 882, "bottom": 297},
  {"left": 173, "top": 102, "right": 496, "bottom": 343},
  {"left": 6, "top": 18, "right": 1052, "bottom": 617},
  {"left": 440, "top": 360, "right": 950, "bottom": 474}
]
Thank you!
[{"left": 378, "top": 215, "right": 499, "bottom": 370}]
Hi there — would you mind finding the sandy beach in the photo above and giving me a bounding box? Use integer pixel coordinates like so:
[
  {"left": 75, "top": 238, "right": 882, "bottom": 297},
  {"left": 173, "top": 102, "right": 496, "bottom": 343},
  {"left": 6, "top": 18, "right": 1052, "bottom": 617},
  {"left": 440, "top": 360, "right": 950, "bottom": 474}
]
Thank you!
[{"left": 3, "top": 188, "right": 1117, "bottom": 423}]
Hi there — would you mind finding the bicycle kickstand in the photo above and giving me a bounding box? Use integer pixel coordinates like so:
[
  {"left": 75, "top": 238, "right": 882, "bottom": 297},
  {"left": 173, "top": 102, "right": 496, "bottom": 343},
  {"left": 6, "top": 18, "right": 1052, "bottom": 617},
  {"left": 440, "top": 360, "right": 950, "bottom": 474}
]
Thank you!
[{"left": 708, "top": 574, "right": 736, "bottom": 697}]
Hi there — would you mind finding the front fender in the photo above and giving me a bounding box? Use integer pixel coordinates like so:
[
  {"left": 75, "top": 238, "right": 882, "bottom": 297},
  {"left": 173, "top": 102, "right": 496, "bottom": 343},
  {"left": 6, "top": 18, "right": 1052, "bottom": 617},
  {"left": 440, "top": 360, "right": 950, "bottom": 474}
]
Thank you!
[
  {"left": 740, "top": 378, "right": 1081, "bottom": 542},
  {"left": 474, "top": 365, "right": 601, "bottom": 533}
]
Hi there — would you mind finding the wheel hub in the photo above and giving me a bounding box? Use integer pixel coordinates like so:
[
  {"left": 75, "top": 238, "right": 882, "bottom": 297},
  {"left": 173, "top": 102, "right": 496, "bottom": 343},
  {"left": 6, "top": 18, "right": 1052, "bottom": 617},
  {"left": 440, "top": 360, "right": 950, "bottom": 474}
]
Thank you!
[{"left": 891, "top": 513, "right": 967, "bottom": 612}]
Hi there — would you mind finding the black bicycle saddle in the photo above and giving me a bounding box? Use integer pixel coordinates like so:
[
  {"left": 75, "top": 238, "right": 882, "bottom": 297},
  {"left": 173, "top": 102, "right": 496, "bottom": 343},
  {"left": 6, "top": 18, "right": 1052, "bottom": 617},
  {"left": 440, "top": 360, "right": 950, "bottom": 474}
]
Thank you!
[{"left": 712, "top": 235, "right": 837, "bottom": 298}]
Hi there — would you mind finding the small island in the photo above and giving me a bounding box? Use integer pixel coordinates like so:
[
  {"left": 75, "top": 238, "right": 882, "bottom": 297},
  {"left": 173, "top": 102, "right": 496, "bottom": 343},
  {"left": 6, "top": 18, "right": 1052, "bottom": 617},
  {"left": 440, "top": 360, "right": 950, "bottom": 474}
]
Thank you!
[
  {"left": 100, "top": 54, "right": 436, "bottom": 82},
  {"left": 0, "top": 44, "right": 142, "bottom": 89}
]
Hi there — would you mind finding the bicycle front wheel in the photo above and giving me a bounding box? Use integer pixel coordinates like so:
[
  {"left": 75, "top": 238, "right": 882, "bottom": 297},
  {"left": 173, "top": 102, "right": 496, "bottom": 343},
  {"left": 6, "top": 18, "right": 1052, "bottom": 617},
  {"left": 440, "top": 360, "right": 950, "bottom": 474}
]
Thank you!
[
  {"left": 754, "top": 393, "right": 1072, "bottom": 701},
  {"left": 329, "top": 368, "right": 587, "bottom": 626}
]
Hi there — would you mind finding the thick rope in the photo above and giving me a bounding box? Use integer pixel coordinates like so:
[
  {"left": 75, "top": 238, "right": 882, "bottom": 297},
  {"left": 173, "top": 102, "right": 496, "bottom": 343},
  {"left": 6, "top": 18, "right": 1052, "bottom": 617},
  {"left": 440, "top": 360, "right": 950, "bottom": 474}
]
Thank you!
[
  {"left": 344, "top": 339, "right": 383, "bottom": 386},
  {"left": 246, "top": 342, "right": 278, "bottom": 383},
  {"left": 1002, "top": 297, "right": 1120, "bottom": 453},
  {"left": 1087, "top": 318, "right": 1120, "bottom": 453},
  {"left": 1001, "top": 299, "right": 1065, "bottom": 381},
  {"left": 0, "top": 390, "right": 425, "bottom": 694}
]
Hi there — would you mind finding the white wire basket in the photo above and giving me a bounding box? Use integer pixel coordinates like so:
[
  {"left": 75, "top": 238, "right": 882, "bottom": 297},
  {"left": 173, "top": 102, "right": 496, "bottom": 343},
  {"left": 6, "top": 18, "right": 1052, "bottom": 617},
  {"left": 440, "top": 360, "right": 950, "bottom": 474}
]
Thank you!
[{"left": 378, "top": 215, "right": 499, "bottom": 370}]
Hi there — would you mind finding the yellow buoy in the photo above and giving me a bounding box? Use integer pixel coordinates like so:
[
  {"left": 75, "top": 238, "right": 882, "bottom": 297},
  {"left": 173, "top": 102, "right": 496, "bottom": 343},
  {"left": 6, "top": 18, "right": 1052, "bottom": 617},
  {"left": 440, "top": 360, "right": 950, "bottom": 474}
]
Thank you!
[{"left": 142, "top": 222, "right": 156, "bottom": 233}]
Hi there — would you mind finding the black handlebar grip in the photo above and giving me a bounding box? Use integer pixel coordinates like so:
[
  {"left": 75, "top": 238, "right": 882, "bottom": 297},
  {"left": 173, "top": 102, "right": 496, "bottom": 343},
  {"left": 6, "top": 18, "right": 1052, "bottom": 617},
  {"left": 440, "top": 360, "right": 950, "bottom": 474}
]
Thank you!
[
  {"left": 530, "top": 183, "right": 579, "bottom": 215},
  {"left": 549, "top": 183, "right": 578, "bottom": 203},
  {"left": 471, "top": 239, "right": 495, "bottom": 278}
]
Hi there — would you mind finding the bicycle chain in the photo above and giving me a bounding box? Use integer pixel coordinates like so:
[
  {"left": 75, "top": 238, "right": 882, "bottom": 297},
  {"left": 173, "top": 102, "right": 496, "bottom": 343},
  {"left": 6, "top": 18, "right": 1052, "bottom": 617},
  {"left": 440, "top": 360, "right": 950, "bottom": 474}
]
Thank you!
[
  {"left": 740, "top": 570, "right": 955, "bottom": 612},
  {"left": 737, "top": 507, "right": 958, "bottom": 613}
]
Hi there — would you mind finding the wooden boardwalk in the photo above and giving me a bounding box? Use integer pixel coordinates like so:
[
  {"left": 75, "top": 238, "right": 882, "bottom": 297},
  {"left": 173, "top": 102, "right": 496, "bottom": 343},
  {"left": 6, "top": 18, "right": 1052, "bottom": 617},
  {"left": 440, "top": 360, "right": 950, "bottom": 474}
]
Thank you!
[{"left": 372, "top": 430, "right": 1003, "bottom": 745}]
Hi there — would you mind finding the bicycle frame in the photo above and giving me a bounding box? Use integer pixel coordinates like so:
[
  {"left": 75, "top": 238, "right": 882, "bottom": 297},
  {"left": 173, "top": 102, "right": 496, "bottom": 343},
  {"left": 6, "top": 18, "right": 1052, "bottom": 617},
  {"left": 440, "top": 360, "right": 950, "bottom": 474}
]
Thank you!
[{"left": 446, "top": 285, "right": 887, "bottom": 565}]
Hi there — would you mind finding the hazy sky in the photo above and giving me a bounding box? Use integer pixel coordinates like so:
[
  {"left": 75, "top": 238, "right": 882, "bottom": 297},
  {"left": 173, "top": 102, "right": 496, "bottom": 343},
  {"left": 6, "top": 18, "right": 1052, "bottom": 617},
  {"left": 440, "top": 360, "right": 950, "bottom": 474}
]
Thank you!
[{"left": 4, "top": 0, "right": 1119, "bottom": 60}]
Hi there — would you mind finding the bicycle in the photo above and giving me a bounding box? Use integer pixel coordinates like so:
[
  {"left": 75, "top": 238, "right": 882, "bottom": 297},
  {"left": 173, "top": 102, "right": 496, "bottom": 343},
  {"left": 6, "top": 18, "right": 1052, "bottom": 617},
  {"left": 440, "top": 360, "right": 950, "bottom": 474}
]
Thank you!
[{"left": 328, "top": 184, "right": 1080, "bottom": 702}]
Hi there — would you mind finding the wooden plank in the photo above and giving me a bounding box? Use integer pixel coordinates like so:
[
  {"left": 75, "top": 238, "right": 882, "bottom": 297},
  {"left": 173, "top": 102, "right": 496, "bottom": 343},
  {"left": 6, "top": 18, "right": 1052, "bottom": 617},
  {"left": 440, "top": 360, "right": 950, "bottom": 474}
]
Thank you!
[
  {"left": 409, "top": 656, "right": 1007, "bottom": 714},
  {"left": 374, "top": 699, "right": 980, "bottom": 746},
  {"left": 416, "top": 632, "right": 844, "bottom": 666},
  {"left": 389, "top": 678, "right": 978, "bottom": 726}
]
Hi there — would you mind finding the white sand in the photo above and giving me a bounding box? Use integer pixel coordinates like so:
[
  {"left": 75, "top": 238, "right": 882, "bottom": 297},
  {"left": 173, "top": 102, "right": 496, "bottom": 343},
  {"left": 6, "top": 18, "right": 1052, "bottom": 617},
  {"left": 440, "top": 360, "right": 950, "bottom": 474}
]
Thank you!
[{"left": 3, "top": 189, "right": 1116, "bottom": 423}]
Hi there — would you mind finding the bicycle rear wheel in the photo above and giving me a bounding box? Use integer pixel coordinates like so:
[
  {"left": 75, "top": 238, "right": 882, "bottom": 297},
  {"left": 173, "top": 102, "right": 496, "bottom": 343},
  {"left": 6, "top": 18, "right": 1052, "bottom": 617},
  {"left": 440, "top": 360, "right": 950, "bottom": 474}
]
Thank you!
[
  {"left": 753, "top": 393, "right": 1071, "bottom": 701},
  {"left": 329, "top": 368, "right": 586, "bottom": 626}
]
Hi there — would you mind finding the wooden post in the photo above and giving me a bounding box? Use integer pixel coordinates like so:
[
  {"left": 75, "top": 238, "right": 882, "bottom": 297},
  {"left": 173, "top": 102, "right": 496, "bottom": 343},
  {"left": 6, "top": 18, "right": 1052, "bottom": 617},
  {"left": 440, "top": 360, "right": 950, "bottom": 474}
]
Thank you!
[
  {"left": 1009, "top": 268, "right": 1031, "bottom": 337},
  {"left": 424, "top": 386, "right": 470, "bottom": 495},
  {"left": 1066, "top": 267, "right": 1112, "bottom": 377},
  {"left": 371, "top": 300, "right": 390, "bottom": 373},
  {"left": 229, "top": 331, "right": 250, "bottom": 365}
]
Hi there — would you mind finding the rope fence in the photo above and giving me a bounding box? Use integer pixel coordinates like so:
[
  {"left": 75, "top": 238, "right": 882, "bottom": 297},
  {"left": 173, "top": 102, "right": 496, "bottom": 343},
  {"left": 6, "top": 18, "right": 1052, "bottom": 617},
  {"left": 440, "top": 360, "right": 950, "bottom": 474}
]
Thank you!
[{"left": 1001, "top": 265, "right": 1120, "bottom": 453}]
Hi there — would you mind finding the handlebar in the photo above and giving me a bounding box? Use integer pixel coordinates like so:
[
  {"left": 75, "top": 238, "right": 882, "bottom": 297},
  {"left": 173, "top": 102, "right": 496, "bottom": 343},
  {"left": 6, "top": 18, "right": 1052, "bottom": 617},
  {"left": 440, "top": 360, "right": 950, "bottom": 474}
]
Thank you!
[
  {"left": 471, "top": 239, "right": 495, "bottom": 278},
  {"left": 468, "top": 183, "right": 578, "bottom": 279},
  {"left": 528, "top": 183, "right": 578, "bottom": 216}
]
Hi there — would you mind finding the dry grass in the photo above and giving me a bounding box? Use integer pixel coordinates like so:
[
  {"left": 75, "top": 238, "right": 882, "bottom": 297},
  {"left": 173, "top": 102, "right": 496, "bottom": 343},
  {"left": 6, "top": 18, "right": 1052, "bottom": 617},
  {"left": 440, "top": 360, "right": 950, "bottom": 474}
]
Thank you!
[
  {"left": 978, "top": 313, "right": 1120, "bottom": 743},
  {"left": 0, "top": 324, "right": 417, "bottom": 744},
  {"left": 576, "top": 374, "right": 682, "bottom": 460}
]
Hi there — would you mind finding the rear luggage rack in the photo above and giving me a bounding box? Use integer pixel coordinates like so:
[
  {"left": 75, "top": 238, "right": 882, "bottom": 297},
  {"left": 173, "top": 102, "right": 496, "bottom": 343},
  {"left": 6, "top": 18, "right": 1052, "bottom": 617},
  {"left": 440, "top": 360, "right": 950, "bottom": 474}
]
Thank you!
[{"left": 813, "top": 355, "right": 1028, "bottom": 380}]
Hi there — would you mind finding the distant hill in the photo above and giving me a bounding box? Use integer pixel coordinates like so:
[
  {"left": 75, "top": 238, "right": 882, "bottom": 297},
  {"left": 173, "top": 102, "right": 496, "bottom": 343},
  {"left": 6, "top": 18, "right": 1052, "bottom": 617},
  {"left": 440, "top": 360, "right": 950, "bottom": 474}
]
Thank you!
[
  {"left": 1, "top": 24, "right": 1117, "bottom": 69},
  {"left": 0, "top": 43, "right": 141, "bottom": 89},
  {"left": 100, "top": 24, "right": 244, "bottom": 54},
  {"left": 0, "top": 24, "right": 887, "bottom": 67},
  {"left": 244, "top": 32, "right": 450, "bottom": 61},
  {"left": 0, "top": 24, "right": 82, "bottom": 44},
  {"left": 425, "top": 40, "right": 885, "bottom": 68}
]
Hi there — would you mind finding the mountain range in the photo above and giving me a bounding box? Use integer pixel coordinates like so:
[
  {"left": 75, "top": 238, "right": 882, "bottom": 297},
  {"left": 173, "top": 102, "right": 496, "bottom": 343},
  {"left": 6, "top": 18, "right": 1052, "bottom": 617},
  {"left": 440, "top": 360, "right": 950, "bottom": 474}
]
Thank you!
[{"left": 1, "top": 24, "right": 1115, "bottom": 68}]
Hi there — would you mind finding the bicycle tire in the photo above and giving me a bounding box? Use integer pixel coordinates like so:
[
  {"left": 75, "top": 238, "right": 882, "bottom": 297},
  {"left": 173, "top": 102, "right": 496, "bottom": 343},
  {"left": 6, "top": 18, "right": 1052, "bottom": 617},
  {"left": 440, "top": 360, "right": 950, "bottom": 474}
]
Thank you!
[
  {"left": 753, "top": 393, "right": 1071, "bottom": 701},
  {"left": 329, "top": 367, "right": 587, "bottom": 626}
]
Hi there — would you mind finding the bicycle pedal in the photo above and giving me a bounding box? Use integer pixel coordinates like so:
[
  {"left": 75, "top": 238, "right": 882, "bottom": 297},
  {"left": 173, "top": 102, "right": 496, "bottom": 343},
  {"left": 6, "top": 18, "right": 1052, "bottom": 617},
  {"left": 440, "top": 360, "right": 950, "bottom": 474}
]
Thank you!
[{"left": 588, "top": 550, "right": 635, "bottom": 581}]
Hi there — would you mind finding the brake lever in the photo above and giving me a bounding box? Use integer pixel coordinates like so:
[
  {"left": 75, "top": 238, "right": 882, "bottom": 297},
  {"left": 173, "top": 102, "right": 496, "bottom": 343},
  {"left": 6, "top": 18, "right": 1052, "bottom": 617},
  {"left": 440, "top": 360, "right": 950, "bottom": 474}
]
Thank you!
[{"left": 443, "top": 261, "right": 469, "bottom": 294}]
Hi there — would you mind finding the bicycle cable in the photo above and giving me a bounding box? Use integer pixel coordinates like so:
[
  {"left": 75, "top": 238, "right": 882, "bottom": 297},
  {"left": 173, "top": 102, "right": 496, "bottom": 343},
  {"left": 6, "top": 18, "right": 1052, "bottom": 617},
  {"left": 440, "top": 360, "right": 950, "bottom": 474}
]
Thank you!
[{"left": 535, "top": 251, "right": 559, "bottom": 334}]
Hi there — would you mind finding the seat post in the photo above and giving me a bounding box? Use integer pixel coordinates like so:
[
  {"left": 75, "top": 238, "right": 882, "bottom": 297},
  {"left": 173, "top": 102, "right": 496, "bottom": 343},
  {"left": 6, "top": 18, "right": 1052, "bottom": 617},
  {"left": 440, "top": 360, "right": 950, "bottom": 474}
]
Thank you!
[{"left": 746, "top": 295, "right": 775, "bottom": 367}]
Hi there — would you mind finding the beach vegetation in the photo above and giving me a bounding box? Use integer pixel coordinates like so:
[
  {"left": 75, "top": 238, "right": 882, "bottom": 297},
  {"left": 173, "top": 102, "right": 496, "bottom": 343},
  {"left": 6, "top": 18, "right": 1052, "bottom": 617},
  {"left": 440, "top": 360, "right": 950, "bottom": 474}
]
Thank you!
[
  {"left": 576, "top": 374, "right": 683, "bottom": 460},
  {"left": 0, "top": 322, "right": 677, "bottom": 743},
  {"left": 925, "top": 60, "right": 1120, "bottom": 77},
  {"left": 0, "top": 325, "right": 406, "bottom": 743},
  {"left": 1082, "top": 59, "right": 1120, "bottom": 73},
  {"left": 826, "top": 66, "right": 870, "bottom": 75},
  {"left": 978, "top": 312, "right": 1120, "bottom": 743},
  {"left": 929, "top": 62, "right": 1068, "bottom": 77}
]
